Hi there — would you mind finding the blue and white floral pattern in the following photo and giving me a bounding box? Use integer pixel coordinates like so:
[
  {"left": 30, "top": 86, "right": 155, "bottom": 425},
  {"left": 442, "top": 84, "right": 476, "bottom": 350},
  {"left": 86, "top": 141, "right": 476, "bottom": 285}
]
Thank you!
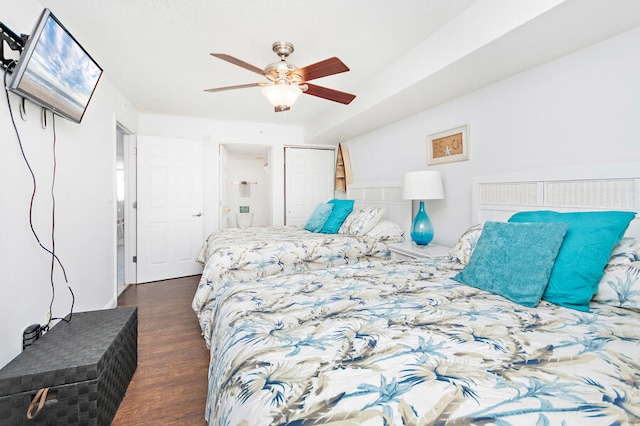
[
  {"left": 448, "top": 222, "right": 484, "bottom": 265},
  {"left": 593, "top": 237, "right": 640, "bottom": 312},
  {"left": 203, "top": 257, "right": 640, "bottom": 425},
  {"left": 346, "top": 207, "right": 385, "bottom": 235},
  {"left": 192, "top": 226, "right": 392, "bottom": 347}
]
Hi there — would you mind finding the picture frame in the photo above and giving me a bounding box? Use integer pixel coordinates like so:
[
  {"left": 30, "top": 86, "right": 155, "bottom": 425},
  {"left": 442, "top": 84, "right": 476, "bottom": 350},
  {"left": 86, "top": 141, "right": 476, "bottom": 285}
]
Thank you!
[{"left": 427, "top": 125, "right": 469, "bottom": 165}]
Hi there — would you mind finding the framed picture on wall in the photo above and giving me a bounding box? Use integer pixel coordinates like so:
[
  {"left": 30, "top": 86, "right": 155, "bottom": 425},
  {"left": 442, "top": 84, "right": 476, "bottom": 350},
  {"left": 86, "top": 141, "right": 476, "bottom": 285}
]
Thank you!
[{"left": 427, "top": 125, "right": 469, "bottom": 165}]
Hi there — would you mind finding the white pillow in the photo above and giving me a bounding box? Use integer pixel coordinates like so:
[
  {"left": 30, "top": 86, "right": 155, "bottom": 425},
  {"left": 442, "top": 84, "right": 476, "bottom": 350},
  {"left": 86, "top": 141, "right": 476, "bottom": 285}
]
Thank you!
[
  {"left": 592, "top": 237, "right": 640, "bottom": 312},
  {"left": 366, "top": 219, "right": 404, "bottom": 242},
  {"left": 348, "top": 208, "right": 385, "bottom": 235},
  {"left": 338, "top": 207, "right": 364, "bottom": 234},
  {"left": 448, "top": 223, "right": 484, "bottom": 265}
]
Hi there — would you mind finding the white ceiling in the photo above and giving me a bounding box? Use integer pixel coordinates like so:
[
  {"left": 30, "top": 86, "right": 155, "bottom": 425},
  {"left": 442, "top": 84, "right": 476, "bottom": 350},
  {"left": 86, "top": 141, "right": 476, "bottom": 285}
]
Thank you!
[{"left": 36, "top": 0, "right": 640, "bottom": 143}]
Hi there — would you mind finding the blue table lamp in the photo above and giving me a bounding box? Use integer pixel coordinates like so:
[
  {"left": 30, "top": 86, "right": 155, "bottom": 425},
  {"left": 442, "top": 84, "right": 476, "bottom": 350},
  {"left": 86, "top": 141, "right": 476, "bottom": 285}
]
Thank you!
[{"left": 402, "top": 171, "right": 444, "bottom": 245}]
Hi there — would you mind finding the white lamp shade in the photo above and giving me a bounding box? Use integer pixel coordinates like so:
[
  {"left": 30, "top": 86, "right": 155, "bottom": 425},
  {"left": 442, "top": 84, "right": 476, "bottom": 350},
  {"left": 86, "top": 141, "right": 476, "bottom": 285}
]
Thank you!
[
  {"left": 402, "top": 170, "right": 444, "bottom": 200},
  {"left": 262, "top": 84, "right": 303, "bottom": 108}
]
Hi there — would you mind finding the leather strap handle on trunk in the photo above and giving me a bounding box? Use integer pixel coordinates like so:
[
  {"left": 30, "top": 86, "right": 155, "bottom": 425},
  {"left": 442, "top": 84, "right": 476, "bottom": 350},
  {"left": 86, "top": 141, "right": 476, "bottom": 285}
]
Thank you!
[{"left": 27, "top": 387, "right": 50, "bottom": 419}]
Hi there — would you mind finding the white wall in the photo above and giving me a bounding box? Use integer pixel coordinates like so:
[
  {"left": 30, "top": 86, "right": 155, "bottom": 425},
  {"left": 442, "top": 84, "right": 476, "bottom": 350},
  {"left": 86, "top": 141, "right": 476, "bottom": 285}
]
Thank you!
[
  {"left": 137, "top": 114, "right": 306, "bottom": 234},
  {"left": 345, "top": 26, "right": 640, "bottom": 247},
  {"left": 0, "top": 3, "right": 138, "bottom": 366}
]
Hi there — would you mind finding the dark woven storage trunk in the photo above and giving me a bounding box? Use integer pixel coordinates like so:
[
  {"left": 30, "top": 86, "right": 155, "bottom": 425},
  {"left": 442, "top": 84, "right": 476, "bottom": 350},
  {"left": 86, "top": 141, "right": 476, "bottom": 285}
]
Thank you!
[{"left": 0, "top": 307, "right": 137, "bottom": 425}]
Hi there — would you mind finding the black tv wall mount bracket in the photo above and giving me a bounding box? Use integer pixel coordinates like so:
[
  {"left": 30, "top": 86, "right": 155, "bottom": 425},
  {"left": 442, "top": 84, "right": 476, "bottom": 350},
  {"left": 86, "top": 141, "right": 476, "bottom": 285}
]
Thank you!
[{"left": 0, "top": 21, "right": 27, "bottom": 71}]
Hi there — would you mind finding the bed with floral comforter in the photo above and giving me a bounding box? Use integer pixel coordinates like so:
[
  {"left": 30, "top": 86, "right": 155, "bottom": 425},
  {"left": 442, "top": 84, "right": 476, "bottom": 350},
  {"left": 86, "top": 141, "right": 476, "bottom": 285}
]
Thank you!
[
  {"left": 192, "top": 225, "right": 397, "bottom": 347},
  {"left": 202, "top": 252, "right": 640, "bottom": 425}
]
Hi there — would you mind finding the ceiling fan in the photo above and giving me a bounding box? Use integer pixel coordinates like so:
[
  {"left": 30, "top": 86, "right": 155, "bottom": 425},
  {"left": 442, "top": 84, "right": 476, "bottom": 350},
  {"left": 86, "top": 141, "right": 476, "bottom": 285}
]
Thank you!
[{"left": 205, "top": 41, "right": 356, "bottom": 112}]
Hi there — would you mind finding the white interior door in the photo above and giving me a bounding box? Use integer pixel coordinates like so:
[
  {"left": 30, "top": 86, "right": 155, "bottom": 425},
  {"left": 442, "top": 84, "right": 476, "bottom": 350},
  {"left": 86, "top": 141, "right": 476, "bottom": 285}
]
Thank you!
[
  {"left": 137, "top": 136, "right": 204, "bottom": 283},
  {"left": 285, "top": 147, "right": 334, "bottom": 225}
]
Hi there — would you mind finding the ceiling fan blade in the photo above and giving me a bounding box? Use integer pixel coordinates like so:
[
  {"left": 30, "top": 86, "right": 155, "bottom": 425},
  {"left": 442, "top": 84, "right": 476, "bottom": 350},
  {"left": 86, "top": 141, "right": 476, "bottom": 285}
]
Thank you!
[
  {"left": 303, "top": 83, "right": 356, "bottom": 105},
  {"left": 204, "top": 82, "right": 266, "bottom": 93},
  {"left": 293, "top": 57, "right": 349, "bottom": 82},
  {"left": 210, "top": 53, "right": 265, "bottom": 75}
]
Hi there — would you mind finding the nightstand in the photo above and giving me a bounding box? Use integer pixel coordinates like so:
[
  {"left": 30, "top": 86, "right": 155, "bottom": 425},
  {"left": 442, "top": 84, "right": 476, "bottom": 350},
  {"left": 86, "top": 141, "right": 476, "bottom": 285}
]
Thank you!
[{"left": 388, "top": 240, "right": 451, "bottom": 260}]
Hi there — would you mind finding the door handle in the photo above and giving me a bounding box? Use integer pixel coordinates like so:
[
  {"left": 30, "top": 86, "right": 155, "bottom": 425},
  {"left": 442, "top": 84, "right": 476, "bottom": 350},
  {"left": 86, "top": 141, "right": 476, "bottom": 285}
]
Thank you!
[{"left": 192, "top": 212, "right": 203, "bottom": 217}]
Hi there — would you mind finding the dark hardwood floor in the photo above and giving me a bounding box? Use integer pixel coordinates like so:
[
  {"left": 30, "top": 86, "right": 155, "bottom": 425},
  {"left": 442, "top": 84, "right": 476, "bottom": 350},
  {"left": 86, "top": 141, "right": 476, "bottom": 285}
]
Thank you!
[{"left": 113, "top": 275, "right": 209, "bottom": 425}]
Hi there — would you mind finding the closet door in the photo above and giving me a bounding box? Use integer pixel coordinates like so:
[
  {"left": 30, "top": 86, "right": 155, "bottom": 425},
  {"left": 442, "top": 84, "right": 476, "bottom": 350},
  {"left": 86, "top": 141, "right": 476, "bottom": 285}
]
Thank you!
[{"left": 285, "top": 147, "right": 334, "bottom": 225}]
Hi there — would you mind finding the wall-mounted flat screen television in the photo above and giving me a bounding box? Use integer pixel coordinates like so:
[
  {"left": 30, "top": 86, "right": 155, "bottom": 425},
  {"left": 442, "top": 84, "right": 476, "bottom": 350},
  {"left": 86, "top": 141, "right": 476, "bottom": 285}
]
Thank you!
[{"left": 8, "top": 8, "right": 102, "bottom": 123}]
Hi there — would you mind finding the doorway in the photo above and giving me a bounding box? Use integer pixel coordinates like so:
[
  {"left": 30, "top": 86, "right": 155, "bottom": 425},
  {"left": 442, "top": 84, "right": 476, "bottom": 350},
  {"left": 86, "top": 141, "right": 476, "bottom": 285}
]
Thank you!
[
  {"left": 116, "top": 126, "right": 126, "bottom": 294},
  {"left": 219, "top": 144, "right": 272, "bottom": 229},
  {"left": 116, "top": 125, "right": 136, "bottom": 294}
]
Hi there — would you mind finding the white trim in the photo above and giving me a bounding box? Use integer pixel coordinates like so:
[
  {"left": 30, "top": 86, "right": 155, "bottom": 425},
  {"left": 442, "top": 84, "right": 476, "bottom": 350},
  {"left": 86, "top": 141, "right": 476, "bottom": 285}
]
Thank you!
[{"left": 124, "top": 134, "right": 137, "bottom": 286}]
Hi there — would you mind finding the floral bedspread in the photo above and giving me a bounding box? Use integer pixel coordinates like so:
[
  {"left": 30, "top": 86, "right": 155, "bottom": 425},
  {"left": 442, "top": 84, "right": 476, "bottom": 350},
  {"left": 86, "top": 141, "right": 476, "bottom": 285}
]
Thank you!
[
  {"left": 203, "top": 257, "right": 640, "bottom": 425},
  {"left": 192, "top": 226, "right": 392, "bottom": 346}
]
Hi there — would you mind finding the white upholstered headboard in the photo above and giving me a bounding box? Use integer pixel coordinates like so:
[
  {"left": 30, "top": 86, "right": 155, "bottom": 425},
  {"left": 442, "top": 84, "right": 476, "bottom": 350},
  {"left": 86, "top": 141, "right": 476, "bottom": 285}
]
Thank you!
[
  {"left": 347, "top": 182, "right": 412, "bottom": 238},
  {"left": 473, "top": 162, "right": 640, "bottom": 238}
]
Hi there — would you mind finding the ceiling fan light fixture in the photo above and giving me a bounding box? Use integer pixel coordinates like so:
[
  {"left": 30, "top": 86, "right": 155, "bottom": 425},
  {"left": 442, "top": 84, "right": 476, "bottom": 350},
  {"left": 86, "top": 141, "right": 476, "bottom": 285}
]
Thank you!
[
  {"left": 261, "top": 83, "right": 302, "bottom": 111},
  {"left": 207, "top": 42, "right": 355, "bottom": 109}
]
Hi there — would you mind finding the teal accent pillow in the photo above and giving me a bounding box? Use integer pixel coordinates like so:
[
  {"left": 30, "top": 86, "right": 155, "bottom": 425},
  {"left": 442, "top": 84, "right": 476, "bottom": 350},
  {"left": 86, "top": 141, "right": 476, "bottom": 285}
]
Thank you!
[
  {"left": 321, "top": 199, "right": 355, "bottom": 234},
  {"left": 509, "top": 210, "right": 636, "bottom": 311},
  {"left": 304, "top": 203, "right": 334, "bottom": 232},
  {"left": 453, "top": 221, "right": 569, "bottom": 308}
]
